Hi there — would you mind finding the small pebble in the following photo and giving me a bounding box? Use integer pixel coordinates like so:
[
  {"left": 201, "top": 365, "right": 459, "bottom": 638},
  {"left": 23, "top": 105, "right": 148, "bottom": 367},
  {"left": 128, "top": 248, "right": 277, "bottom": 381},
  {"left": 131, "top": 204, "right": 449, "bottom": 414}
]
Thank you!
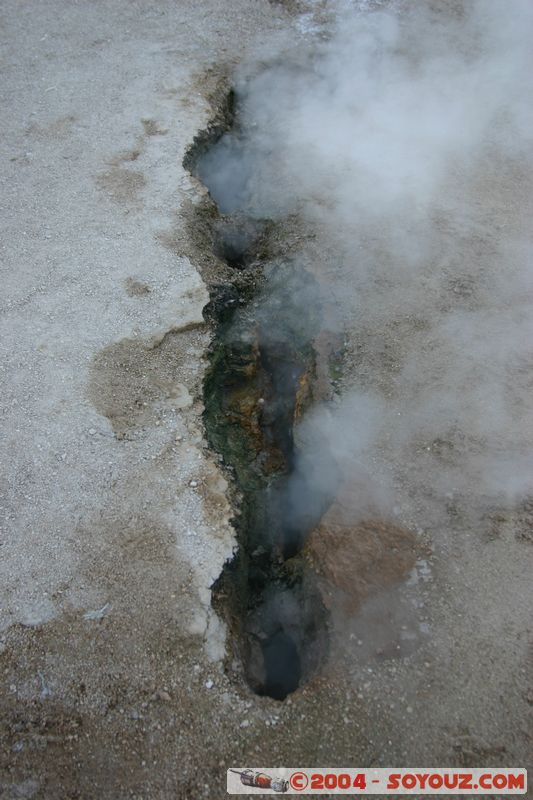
[
  {"left": 205, "top": 679, "right": 214, "bottom": 689},
  {"left": 189, "top": 480, "right": 198, "bottom": 488},
  {"left": 88, "top": 428, "right": 96, "bottom": 435}
]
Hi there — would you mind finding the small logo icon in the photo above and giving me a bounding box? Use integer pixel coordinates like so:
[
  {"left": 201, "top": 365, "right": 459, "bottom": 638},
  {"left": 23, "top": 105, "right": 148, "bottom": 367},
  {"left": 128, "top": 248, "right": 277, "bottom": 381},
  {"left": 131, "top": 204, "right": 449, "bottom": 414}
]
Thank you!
[{"left": 229, "top": 769, "right": 289, "bottom": 793}]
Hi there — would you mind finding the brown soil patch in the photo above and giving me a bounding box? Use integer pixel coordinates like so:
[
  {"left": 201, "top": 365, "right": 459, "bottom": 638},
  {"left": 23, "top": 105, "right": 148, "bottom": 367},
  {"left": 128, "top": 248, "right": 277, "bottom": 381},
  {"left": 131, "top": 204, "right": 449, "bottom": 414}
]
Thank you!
[{"left": 304, "top": 487, "right": 419, "bottom": 613}]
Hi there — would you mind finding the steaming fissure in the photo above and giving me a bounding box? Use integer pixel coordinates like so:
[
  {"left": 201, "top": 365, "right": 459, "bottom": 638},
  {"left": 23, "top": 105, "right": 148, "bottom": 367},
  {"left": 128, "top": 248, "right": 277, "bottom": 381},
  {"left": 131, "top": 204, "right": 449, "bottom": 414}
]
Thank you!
[
  {"left": 183, "top": 0, "right": 533, "bottom": 714},
  {"left": 185, "top": 90, "right": 332, "bottom": 700}
]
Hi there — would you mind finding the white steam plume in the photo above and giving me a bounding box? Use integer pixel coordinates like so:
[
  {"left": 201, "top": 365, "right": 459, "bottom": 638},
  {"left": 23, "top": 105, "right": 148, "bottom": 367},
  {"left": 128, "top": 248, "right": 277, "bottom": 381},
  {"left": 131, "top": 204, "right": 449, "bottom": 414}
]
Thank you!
[{"left": 203, "top": 0, "right": 533, "bottom": 528}]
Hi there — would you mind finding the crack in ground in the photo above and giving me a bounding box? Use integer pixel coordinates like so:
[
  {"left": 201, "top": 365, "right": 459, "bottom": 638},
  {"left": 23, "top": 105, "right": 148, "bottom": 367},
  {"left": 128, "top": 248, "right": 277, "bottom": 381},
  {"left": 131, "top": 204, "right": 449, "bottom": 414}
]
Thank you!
[{"left": 184, "top": 85, "right": 332, "bottom": 700}]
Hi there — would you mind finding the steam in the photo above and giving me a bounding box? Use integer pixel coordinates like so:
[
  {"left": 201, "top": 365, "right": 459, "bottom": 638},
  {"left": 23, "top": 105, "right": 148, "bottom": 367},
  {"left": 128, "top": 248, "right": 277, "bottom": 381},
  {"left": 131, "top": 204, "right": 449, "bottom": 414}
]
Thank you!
[{"left": 203, "top": 0, "right": 533, "bottom": 530}]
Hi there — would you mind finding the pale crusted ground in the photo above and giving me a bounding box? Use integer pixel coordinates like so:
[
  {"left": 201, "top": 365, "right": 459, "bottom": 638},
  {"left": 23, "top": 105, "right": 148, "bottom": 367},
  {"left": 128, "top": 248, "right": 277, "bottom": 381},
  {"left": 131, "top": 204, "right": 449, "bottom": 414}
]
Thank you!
[
  {"left": 0, "top": 1, "right": 286, "bottom": 796},
  {"left": 0, "top": 1, "right": 532, "bottom": 799}
]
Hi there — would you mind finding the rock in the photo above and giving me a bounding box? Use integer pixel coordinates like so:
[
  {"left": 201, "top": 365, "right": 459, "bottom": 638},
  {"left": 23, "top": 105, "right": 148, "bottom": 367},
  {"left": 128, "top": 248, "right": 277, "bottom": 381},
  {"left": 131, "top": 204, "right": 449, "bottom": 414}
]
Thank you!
[{"left": 83, "top": 603, "right": 110, "bottom": 621}]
